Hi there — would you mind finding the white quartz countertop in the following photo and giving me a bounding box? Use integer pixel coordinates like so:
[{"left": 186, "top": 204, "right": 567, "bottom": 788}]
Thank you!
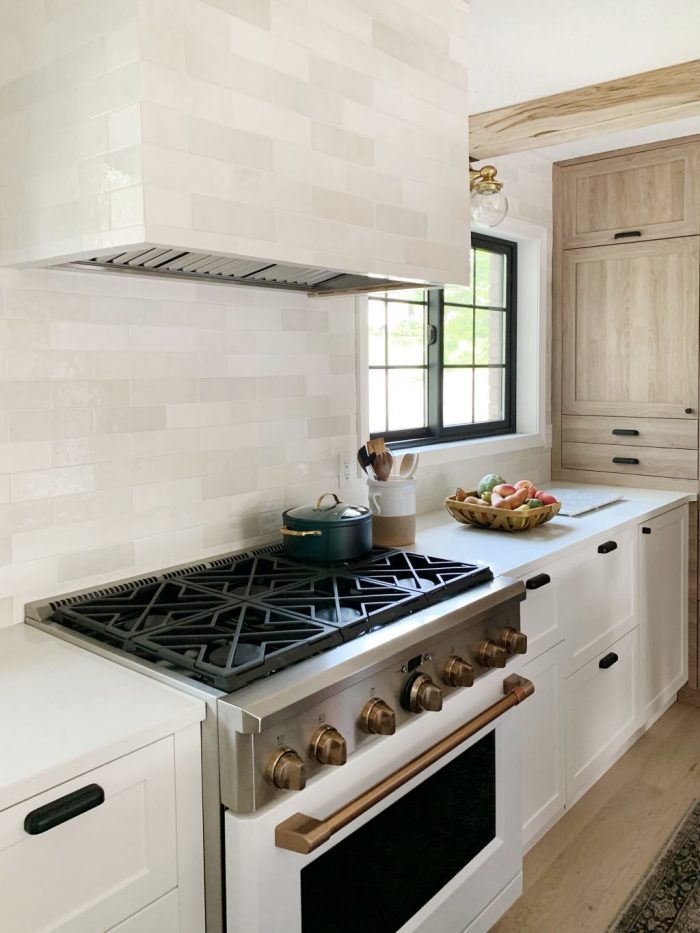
[
  {"left": 0, "top": 624, "right": 205, "bottom": 812},
  {"left": 412, "top": 483, "right": 693, "bottom": 579}
]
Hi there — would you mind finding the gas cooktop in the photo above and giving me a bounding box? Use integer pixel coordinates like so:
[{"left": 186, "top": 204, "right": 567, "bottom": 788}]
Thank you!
[{"left": 42, "top": 545, "right": 492, "bottom": 692}]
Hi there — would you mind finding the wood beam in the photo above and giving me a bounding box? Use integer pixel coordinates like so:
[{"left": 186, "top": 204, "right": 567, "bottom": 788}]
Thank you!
[{"left": 469, "top": 59, "right": 700, "bottom": 159}]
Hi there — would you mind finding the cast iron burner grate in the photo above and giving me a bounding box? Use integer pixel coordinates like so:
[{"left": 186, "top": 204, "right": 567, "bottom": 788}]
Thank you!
[{"left": 49, "top": 545, "right": 492, "bottom": 692}]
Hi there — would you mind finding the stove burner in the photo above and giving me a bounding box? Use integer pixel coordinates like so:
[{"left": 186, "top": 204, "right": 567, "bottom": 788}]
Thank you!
[
  {"left": 48, "top": 545, "right": 493, "bottom": 692},
  {"left": 131, "top": 603, "right": 342, "bottom": 689},
  {"left": 258, "top": 573, "right": 426, "bottom": 636}
]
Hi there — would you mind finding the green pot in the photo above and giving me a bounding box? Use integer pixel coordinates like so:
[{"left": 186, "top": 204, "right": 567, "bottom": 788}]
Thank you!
[{"left": 281, "top": 493, "right": 372, "bottom": 562}]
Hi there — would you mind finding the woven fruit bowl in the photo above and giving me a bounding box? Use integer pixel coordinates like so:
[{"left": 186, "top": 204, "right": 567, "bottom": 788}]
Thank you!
[{"left": 445, "top": 492, "right": 561, "bottom": 533}]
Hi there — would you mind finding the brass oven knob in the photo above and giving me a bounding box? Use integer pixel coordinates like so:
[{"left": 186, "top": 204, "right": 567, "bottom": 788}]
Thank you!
[
  {"left": 265, "top": 748, "right": 306, "bottom": 791},
  {"left": 442, "top": 655, "right": 475, "bottom": 688},
  {"left": 402, "top": 673, "right": 443, "bottom": 713},
  {"left": 360, "top": 698, "right": 396, "bottom": 735},
  {"left": 310, "top": 725, "right": 347, "bottom": 766},
  {"left": 500, "top": 627, "right": 528, "bottom": 655},
  {"left": 478, "top": 640, "right": 508, "bottom": 669}
]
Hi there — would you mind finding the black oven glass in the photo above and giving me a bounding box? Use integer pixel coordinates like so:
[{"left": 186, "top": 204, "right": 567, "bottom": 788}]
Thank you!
[{"left": 301, "top": 730, "right": 496, "bottom": 933}]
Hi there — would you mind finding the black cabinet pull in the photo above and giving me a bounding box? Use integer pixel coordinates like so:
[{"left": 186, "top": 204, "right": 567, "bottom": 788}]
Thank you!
[
  {"left": 526, "top": 573, "right": 551, "bottom": 590},
  {"left": 612, "top": 457, "right": 640, "bottom": 465},
  {"left": 611, "top": 428, "right": 639, "bottom": 436},
  {"left": 24, "top": 783, "right": 105, "bottom": 835},
  {"left": 598, "top": 540, "right": 618, "bottom": 554},
  {"left": 614, "top": 231, "right": 642, "bottom": 239},
  {"left": 599, "top": 652, "right": 619, "bottom": 670},
  {"left": 685, "top": 408, "right": 694, "bottom": 415},
  {"left": 642, "top": 527, "right": 651, "bottom": 535}
]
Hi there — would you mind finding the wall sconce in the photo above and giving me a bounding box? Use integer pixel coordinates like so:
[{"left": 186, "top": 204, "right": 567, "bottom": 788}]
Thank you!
[{"left": 469, "top": 162, "right": 508, "bottom": 227}]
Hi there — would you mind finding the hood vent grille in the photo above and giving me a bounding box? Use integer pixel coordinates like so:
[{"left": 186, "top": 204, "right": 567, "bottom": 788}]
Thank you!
[{"left": 68, "top": 246, "right": 418, "bottom": 297}]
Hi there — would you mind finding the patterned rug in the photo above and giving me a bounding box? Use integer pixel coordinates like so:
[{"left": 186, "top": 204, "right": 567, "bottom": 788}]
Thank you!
[{"left": 609, "top": 801, "right": 700, "bottom": 931}]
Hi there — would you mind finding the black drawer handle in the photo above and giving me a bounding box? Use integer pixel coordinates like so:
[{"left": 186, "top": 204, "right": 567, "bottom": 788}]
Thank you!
[
  {"left": 612, "top": 457, "right": 639, "bottom": 465},
  {"left": 611, "top": 428, "right": 639, "bottom": 436},
  {"left": 24, "top": 783, "right": 105, "bottom": 835},
  {"left": 599, "top": 652, "right": 619, "bottom": 670},
  {"left": 642, "top": 527, "right": 651, "bottom": 535},
  {"left": 598, "top": 540, "right": 618, "bottom": 554},
  {"left": 526, "top": 573, "right": 551, "bottom": 590},
  {"left": 614, "top": 231, "right": 642, "bottom": 239}
]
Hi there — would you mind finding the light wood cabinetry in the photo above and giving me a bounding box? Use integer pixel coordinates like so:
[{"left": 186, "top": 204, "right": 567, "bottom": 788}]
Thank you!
[
  {"left": 553, "top": 137, "right": 700, "bottom": 685},
  {"left": 560, "top": 140, "right": 700, "bottom": 248},
  {"left": 561, "top": 415, "right": 698, "bottom": 449},
  {"left": 561, "top": 237, "right": 699, "bottom": 421}
]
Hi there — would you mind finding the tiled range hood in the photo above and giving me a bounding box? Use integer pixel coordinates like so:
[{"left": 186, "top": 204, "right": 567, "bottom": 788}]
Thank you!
[{"left": 0, "top": 1, "right": 469, "bottom": 295}]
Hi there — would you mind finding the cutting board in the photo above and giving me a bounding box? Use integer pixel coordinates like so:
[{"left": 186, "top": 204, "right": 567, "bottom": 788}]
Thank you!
[{"left": 548, "top": 486, "right": 623, "bottom": 517}]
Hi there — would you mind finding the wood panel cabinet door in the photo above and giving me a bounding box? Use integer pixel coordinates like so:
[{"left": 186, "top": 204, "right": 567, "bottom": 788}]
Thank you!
[
  {"left": 562, "top": 237, "right": 699, "bottom": 419},
  {"left": 560, "top": 142, "right": 700, "bottom": 248},
  {"left": 639, "top": 505, "right": 688, "bottom": 722}
]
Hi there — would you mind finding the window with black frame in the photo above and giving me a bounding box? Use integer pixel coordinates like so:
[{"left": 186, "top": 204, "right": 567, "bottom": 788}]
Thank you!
[{"left": 368, "top": 234, "right": 517, "bottom": 447}]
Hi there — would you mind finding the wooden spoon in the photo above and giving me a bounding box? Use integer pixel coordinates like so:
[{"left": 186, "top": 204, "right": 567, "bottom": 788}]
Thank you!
[
  {"left": 398, "top": 452, "right": 419, "bottom": 479},
  {"left": 373, "top": 451, "right": 393, "bottom": 481}
]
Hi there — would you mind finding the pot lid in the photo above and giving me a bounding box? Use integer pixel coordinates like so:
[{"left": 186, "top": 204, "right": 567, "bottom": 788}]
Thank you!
[{"left": 285, "top": 493, "right": 370, "bottom": 525}]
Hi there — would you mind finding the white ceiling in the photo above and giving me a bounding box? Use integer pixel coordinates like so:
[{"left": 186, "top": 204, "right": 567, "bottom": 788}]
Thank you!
[{"left": 468, "top": 0, "right": 700, "bottom": 113}]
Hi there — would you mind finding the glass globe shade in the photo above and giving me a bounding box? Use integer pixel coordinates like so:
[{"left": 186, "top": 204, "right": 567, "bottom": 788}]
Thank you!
[{"left": 470, "top": 190, "right": 508, "bottom": 227}]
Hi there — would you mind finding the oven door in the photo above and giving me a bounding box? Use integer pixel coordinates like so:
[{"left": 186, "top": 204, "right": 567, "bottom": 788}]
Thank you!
[{"left": 225, "top": 674, "right": 530, "bottom": 933}]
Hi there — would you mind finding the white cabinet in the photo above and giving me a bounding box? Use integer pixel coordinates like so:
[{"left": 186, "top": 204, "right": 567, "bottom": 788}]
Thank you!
[
  {"left": 0, "top": 738, "right": 177, "bottom": 933},
  {"left": 109, "top": 891, "right": 178, "bottom": 932},
  {"left": 565, "top": 628, "right": 640, "bottom": 801},
  {"left": 557, "top": 527, "right": 636, "bottom": 674},
  {"left": 521, "top": 642, "right": 566, "bottom": 848},
  {"left": 639, "top": 505, "right": 689, "bottom": 721},
  {"left": 519, "top": 569, "right": 560, "bottom": 659}
]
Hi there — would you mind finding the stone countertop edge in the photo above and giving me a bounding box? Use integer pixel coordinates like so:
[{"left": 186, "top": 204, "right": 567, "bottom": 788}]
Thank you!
[{"left": 0, "top": 624, "right": 205, "bottom": 812}]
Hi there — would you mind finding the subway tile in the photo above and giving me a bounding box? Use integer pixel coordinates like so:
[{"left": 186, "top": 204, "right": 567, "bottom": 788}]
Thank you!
[
  {"left": 57, "top": 542, "right": 135, "bottom": 583},
  {"left": 94, "top": 406, "right": 166, "bottom": 434},
  {"left": 11, "top": 465, "right": 95, "bottom": 502}
]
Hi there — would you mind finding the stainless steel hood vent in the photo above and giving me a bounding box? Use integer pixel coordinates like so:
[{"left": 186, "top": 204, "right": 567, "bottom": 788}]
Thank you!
[{"left": 69, "top": 246, "right": 419, "bottom": 298}]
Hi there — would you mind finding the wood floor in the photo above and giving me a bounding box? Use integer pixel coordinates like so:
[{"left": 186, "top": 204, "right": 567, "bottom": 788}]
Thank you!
[{"left": 493, "top": 698, "right": 700, "bottom": 932}]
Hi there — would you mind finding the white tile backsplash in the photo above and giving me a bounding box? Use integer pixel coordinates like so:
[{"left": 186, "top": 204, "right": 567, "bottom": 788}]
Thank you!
[{"left": 0, "top": 265, "right": 357, "bottom": 623}]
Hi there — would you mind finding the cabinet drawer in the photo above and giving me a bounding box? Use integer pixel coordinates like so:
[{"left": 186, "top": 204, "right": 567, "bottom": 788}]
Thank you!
[
  {"left": 565, "top": 628, "right": 639, "bottom": 801},
  {"left": 562, "top": 415, "right": 698, "bottom": 450},
  {"left": 519, "top": 567, "right": 560, "bottom": 660},
  {"left": 562, "top": 442, "right": 698, "bottom": 479},
  {"left": 0, "top": 738, "right": 177, "bottom": 933},
  {"left": 560, "top": 141, "right": 700, "bottom": 248},
  {"left": 557, "top": 527, "right": 636, "bottom": 674}
]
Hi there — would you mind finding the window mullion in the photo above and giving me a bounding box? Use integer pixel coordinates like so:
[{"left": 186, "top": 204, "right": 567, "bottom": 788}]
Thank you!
[{"left": 427, "top": 288, "right": 441, "bottom": 434}]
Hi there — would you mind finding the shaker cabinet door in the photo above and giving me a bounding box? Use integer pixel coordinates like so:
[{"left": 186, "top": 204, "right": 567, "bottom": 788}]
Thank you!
[
  {"left": 561, "top": 237, "right": 700, "bottom": 420},
  {"left": 639, "top": 505, "right": 689, "bottom": 721},
  {"left": 0, "top": 738, "right": 177, "bottom": 933},
  {"left": 560, "top": 141, "right": 700, "bottom": 248}
]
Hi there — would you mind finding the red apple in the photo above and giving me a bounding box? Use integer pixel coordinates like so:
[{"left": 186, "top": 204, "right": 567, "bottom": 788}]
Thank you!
[{"left": 537, "top": 493, "right": 558, "bottom": 505}]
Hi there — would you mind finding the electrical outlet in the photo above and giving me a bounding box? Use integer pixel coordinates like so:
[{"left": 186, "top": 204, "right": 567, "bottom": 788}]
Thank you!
[{"left": 338, "top": 453, "right": 353, "bottom": 492}]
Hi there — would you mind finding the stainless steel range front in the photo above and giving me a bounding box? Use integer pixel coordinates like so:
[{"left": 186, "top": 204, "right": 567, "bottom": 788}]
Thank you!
[{"left": 26, "top": 544, "right": 531, "bottom": 933}]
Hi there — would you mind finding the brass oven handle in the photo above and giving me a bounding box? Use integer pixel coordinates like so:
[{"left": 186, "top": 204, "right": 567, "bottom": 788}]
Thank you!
[
  {"left": 275, "top": 674, "right": 534, "bottom": 854},
  {"left": 279, "top": 527, "right": 322, "bottom": 537}
]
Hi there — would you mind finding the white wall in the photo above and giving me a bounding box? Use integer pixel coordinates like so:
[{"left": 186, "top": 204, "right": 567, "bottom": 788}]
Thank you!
[{"left": 0, "top": 267, "right": 356, "bottom": 626}]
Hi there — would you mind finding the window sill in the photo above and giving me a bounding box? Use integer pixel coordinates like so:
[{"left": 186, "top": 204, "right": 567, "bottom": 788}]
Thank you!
[{"left": 393, "top": 432, "right": 549, "bottom": 466}]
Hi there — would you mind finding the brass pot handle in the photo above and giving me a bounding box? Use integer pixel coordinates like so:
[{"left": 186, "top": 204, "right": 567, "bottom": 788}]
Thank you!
[
  {"left": 279, "top": 527, "right": 323, "bottom": 537},
  {"left": 314, "top": 492, "right": 341, "bottom": 510},
  {"left": 275, "top": 674, "right": 535, "bottom": 854}
]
